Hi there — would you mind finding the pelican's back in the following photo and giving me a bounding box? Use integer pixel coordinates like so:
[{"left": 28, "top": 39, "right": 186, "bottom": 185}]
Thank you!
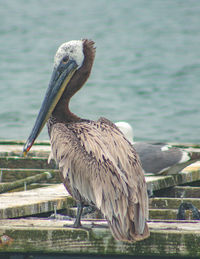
[{"left": 50, "top": 118, "right": 149, "bottom": 242}]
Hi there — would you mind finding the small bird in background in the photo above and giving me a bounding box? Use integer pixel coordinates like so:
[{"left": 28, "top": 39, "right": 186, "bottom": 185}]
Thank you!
[{"left": 115, "top": 121, "right": 200, "bottom": 175}]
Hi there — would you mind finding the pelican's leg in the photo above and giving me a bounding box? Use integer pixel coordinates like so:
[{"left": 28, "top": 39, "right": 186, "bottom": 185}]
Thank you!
[
  {"left": 73, "top": 202, "right": 83, "bottom": 228},
  {"left": 82, "top": 205, "right": 97, "bottom": 216}
]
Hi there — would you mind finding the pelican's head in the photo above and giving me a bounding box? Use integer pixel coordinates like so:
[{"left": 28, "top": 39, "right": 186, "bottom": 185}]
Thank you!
[
  {"left": 23, "top": 39, "right": 95, "bottom": 155},
  {"left": 115, "top": 121, "right": 134, "bottom": 144},
  {"left": 54, "top": 40, "right": 84, "bottom": 69}
]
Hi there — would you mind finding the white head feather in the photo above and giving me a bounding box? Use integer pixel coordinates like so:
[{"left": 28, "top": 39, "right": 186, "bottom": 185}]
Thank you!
[{"left": 54, "top": 40, "right": 84, "bottom": 69}]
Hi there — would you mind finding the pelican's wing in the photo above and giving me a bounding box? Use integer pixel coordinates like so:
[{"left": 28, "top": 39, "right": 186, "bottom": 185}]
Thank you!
[{"left": 50, "top": 119, "right": 149, "bottom": 241}]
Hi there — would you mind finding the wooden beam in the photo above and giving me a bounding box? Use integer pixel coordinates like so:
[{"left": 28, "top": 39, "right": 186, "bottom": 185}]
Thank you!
[
  {"left": 0, "top": 143, "right": 50, "bottom": 157},
  {"left": 149, "top": 197, "right": 200, "bottom": 209},
  {"left": 0, "top": 168, "right": 60, "bottom": 183},
  {"left": 1, "top": 167, "right": 200, "bottom": 219},
  {"left": 0, "top": 219, "right": 200, "bottom": 257},
  {"left": 0, "top": 171, "right": 56, "bottom": 194},
  {"left": 146, "top": 168, "right": 200, "bottom": 192},
  {"left": 0, "top": 156, "right": 56, "bottom": 169},
  {"left": 0, "top": 184, "right": 75, "bottom": 219}
]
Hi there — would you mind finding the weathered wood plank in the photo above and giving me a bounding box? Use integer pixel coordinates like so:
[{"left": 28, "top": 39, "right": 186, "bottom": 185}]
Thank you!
[
  {"left": 0, "top": 183, "right": 199, "bottom": 220},
  {"left": 1, "top": 167, "right": 200, "bottom": 219},
  {"left": 1, "top": 157, "right": 200, "bottom": 191},
  {"left": 0, "top": 168, "right": 60, "bottom": 183},
  {"left": 0, "top": 143, "right": 50, "bottom": 157},
  {"left": 166, "top": 186, "right": 200, "bottom": 198},
  {"left": 0, "top": 142, "right": 200, "bottom": 256},
  {"left": 68, "top": 205, "right": 199, "bottom": 221},
  {"left": 0, "top": 184, "right": 75, "bottom": 219},
  {"left": 0, "top": 156, "right": 56, "bottom": 169},
  {"left": 0, "top": 171, "right": 56, "bottom": 194},
  {"left": 146, "top": 168, "right": 200, "bottom": 192},
  {"left": 149, "top": 197, "right": 200, "bottom": 209},
  {"left": 0, "top": 219, "right": 200, "bottom": 256},
  {"left": 149, "top": 209, "right": 179, "bottom": 220},
  {"left": 63, "top": 205, "right": 181, "bottom": 221}
]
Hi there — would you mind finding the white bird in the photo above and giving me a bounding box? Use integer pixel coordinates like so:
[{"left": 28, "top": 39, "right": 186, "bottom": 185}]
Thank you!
[{"left": 115, "top": 121, "right": 200, "bottom": 175}]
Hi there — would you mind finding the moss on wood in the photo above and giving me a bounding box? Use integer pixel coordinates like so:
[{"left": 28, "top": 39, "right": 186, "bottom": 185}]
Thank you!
[
  {"left": 0, "top": 220, "right": 200, "bottom": 256},
  {"left": 0, "top": 156, "right": 56, "bottom": 169},
  {"left": 149, "top": 197, "right": 200, "bottom": 209},
  {"left": 0, "top": 168, "right": 60, "bottom": 183},
  {"left": 0, "top": 172, "right": 56, "bottom": 194}
]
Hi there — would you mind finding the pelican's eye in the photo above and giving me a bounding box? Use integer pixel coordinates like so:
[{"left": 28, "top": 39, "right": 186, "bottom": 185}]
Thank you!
[{"left": 62, "top": 56, "right": 69, "bottom": 64}]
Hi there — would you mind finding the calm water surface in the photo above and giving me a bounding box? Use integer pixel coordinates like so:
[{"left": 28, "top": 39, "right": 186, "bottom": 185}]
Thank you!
[{"left": 0, "top": 0, "right": 200, "bottom": 143}]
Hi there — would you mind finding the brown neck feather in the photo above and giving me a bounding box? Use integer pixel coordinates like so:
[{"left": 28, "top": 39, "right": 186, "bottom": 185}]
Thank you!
[{"left": 51, "top": 39, "right": 96, "bottom": 123}]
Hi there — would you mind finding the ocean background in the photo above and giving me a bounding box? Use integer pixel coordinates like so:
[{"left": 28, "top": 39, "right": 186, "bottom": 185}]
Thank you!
[{"left": 0, "top": 0, "right": 200, "bottom": 143}]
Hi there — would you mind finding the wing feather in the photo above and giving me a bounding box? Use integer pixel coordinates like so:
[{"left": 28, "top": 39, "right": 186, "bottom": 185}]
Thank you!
[{"left": 50, "top": 119, "right": 149, "bottom": 241}]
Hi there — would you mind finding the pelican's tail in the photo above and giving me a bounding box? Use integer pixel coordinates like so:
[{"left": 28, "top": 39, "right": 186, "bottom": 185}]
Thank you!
[{"left": 107, "top": 204, "right": 150, "bottom": 242}]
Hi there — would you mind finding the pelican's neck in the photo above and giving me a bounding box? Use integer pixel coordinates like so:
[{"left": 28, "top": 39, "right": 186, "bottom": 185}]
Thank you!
[
  {"left": 47, "top": 39, "right": 95, "bottom": 133},
  {"left": 47, "top": 95, "right": 81, "bottom": 137},
  {"left": 51, "top": 95, "right": 81, "bottom": 123}
]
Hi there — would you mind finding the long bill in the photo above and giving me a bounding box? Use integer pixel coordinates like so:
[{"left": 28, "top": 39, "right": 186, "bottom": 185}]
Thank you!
[{"left": 23, "top": 59, "right": 78, "bottom": 156}]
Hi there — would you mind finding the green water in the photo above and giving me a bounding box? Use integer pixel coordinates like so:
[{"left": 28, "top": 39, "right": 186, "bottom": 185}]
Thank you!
[{"left": 1, "top": 0, "right": 200, "bottom": 143}]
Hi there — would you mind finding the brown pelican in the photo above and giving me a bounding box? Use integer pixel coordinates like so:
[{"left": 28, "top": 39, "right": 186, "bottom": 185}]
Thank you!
[
  {"left": 115, "top": 121, "right": 200, "bottom": 175},
  {"left": 23, "top": 39, "right": 149, "bottom": 242}
]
